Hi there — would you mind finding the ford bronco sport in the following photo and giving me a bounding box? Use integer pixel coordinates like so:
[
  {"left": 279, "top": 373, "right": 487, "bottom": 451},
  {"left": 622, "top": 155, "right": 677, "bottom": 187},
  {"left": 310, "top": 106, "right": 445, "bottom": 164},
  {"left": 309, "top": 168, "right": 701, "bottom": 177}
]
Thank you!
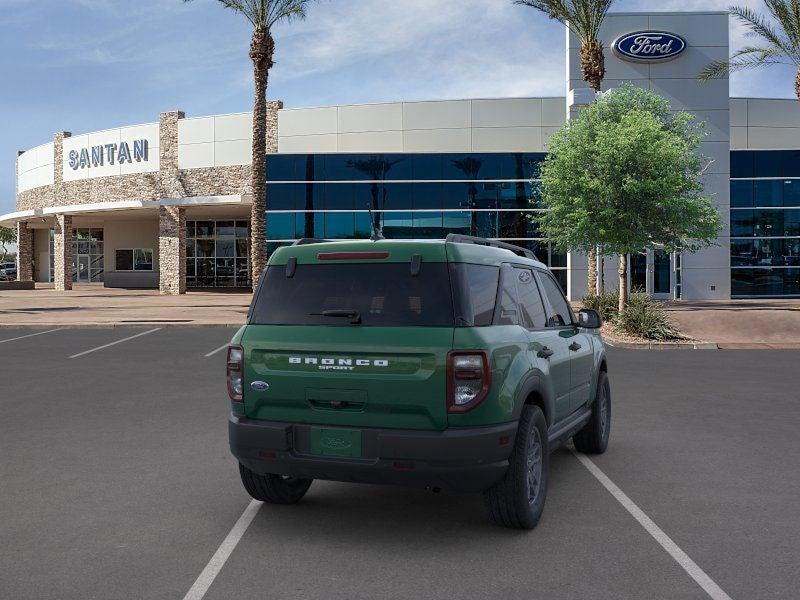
[{"left": 227, "top": 235, "right": 609, "bottom": 529}]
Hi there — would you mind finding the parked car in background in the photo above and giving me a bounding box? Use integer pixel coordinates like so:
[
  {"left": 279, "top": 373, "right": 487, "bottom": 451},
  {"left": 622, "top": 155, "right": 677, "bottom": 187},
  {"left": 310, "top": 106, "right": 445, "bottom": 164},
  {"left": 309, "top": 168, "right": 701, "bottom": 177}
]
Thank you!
[{"left": 0, "top": 262, "right": 16, "bottom": 281}]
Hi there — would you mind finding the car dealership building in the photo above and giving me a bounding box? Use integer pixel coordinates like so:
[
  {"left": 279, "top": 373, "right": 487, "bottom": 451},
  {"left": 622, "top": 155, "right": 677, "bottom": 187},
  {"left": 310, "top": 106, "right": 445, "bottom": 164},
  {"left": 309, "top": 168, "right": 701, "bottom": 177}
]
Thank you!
[{"left": 4, "top": 10, "right": 800, "bottom": 300}]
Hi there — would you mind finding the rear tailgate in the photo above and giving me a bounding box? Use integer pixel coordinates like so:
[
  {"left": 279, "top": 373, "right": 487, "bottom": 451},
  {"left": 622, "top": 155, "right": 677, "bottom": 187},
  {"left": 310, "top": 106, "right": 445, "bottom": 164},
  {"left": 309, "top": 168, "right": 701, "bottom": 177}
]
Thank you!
[{"left": 242, "top": 326, "right": 453, "bottom": 430}]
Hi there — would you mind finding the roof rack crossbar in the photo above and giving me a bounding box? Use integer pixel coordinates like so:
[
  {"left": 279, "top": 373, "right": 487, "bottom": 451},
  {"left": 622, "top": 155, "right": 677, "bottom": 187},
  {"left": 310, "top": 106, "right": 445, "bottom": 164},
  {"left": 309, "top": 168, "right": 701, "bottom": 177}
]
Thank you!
[
  {"left": 445, "top": 234, "right": 536, "bottom": 260},
  {"left": 293, "top": 238, "right": 334, "bottom": 246}
]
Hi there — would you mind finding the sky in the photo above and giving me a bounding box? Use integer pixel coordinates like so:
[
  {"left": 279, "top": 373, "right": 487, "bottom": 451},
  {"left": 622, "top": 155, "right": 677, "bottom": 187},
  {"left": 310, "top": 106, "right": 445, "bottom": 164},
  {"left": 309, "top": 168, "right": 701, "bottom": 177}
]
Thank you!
[{"left": 0, "top": 0, "right": 797, "bottom": 216}]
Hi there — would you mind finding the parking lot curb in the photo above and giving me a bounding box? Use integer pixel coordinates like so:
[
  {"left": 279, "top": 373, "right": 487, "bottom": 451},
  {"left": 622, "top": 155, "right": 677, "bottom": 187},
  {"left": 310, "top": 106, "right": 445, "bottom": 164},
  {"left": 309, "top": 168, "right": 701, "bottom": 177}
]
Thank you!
[{"left": 603, "top": 339, "right": 719, "bottom": 350}]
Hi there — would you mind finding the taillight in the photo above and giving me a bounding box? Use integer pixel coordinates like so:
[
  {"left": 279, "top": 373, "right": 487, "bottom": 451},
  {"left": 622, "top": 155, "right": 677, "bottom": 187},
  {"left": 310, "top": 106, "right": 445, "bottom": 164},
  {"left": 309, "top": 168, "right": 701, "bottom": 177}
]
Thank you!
[
  {"left": 227, "top": 345, "right": 244, "bottom": 401},
  {"left": 447, "top": 351, "right": 491, "bottom": 413}
]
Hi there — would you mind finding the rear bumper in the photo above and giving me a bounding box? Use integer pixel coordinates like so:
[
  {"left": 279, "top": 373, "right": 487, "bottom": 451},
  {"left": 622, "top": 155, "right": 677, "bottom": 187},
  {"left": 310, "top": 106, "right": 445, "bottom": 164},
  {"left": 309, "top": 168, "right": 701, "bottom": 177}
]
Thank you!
[{"left": 229, "top": 415, "right": 517, "bottom": 493}]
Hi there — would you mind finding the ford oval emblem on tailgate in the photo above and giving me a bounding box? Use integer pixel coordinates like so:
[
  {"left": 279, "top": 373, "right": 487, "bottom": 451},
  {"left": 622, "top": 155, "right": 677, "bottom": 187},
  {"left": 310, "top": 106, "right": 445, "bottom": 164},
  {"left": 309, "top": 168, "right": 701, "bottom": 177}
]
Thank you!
[{"left": 251, "top": 381, "right": 270, "bottom": 392}]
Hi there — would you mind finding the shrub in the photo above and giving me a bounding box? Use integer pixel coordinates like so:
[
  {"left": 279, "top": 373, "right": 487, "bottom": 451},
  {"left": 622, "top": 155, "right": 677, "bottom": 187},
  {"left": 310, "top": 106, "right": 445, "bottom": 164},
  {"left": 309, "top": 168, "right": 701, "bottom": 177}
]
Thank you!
[
  {"left": 615, "top": 293, "right": 684, "bottom": 341},
  {"left": 581, "top": 290, "right": 620, "bottom": 322}
]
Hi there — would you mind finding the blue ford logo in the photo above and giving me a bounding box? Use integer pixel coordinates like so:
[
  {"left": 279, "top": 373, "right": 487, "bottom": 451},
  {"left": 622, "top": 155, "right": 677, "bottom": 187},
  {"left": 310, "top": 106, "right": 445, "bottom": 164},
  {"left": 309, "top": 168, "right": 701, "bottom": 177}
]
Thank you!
[
  {"left": 613, "top": 31, "right": 686, "bottom": 62},
  {"left": 250, "top": 381, "right": 270, "bottom": 392}
]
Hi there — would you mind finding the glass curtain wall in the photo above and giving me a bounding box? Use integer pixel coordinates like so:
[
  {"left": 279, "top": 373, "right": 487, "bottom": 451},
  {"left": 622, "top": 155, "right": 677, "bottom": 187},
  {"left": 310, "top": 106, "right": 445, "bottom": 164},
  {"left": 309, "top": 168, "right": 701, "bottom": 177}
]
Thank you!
[
  {"left": 186, "top": 220, "right": 251, "bottom": 288},
  {"left": 731, "top": 151, "right": 800, "bottom": 297},
  {"left": 264, "top": 153, "right": 568, "bottom": 290}
]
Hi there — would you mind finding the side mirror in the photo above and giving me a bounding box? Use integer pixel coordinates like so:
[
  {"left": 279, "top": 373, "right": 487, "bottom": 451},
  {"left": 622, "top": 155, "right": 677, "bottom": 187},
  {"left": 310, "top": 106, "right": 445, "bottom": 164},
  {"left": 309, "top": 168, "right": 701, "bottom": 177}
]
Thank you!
[{"left": 577, "top": 308, "right": 602, "bottom": 329}]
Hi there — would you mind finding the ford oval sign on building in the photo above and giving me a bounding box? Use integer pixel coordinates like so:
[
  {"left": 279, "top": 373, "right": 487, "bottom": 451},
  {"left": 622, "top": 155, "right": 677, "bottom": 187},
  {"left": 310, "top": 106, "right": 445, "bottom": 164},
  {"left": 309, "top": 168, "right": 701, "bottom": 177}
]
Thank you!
[{"left": 613, "top": 31, "right": 687, "bottom": 62}]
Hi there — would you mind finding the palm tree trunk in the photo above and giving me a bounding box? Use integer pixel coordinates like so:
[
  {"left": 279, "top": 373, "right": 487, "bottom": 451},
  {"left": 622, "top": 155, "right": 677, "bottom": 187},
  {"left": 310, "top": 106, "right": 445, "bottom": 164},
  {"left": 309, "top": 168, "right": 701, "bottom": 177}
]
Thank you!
[
  {"left": 580, "top": 39, "right": 604, "bottom": 295},
  {"left": 618, "top": 254, "right": 628, "bottom": 313},
  {"left": 580, "top": 40, "right": 605, "bottom": 93},
  {"left": 249, "top": 28, "right": 274, "bottom": 288},
  {"left": 796, "top": 67, "right": 800, "bottom": 102},
  {"left": 587, "top": 248, "right": 598, "bottom": 295}
]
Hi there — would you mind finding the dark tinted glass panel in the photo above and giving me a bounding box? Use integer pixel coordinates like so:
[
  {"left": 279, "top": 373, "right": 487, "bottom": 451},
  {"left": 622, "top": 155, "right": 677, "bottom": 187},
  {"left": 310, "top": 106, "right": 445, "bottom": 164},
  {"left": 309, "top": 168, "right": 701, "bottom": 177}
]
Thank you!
[
  {"left": 515, "top": 269, "right": 547, "bottom": 329},
  {"left": 251, "top": 263, "right": 454, "bottom": 326},
  {"left": 552, "top": 269, "right": 568, "bottom": 293},
  {"left": 786, "top": 210, "right": 800, "bottom": 235},
  {"left": 538, "top": 271, "right": 572, "bottom": 326},
  {"left": 196, "top": 222, "right": 214, "bottom": 237},
  {"left": 382, "top": 212, "right": 413, "bottom": 239},
  {"left": 754, "top": 151, "right": 783, "bottom": 177},
  {"left": 266, "top": 155, "right": 296, "bottom": 181},
  {"left": 732, "top": 268, "right": 800, "bottom": 296},
  {"left": 413, "top": 212, "right": 443, "bottom": 236},
  {"left": 730, "top": 180, "right": 753, "bottom": 208},
  {"left": 216, "top": 221, "right": 235, "bottom": 236},
  {"left": 324, "top": 213, "right": 355, "bottom": 238},
  {"left": 374, "top": 183, "right": 412, "bottom": 211},
  {"left": 784, "top": 180, "right": 800, "bottom": 207},
  {"left": 236, "top": 239, "right": 248, "bottom": 258},
  {"left": 754, "top": 180, "right": 783, "bottom": 207},
  {"left": 442, "top": 183, "right": 470, "bottom": 209},
  {"left": 412, "top": 183, "right": 442, "bottom": 209},
  {"left": 412, "top": 155, "right": 442, "bottom": 180},
  {"left": 267, "top": 184, "right": 298, "bottom": 210},
  {"left": 196, "top": 240, "right": 215, "bottom": 257},
  {"left": 442, "top": 211, "right": 471, "bottom": 235},
  {"left": 499, "top": 211, "right": 529, "bottom": 238},
  {"left": 216, "top": 240, "right": 235, "bottom": 258},
  {"left": 324, "top": 183, "right": 353, "bottom": 210},
  {"left": 550, "top": 249, "right": 567, "bottom": 268},
  {"left": 450, "top": 263, "right": 500, "bottom": 326},
  {"left": 115, "top": 249, "right": 133, "bottom": 271},
  {"left": 266, "top": 213, "right": 295, "bottom": 240},
  {"left": 731, "top": 239, "right": 800, "bottom": 267},
  {"left": 730, "top": 151, "right": 754, "bottom": 178},
  {"left": 473, "top": 212, "right": 497, "bottom": 238},
  {"left": 731, "top": 210, "right": 754, "bottom": 237}
]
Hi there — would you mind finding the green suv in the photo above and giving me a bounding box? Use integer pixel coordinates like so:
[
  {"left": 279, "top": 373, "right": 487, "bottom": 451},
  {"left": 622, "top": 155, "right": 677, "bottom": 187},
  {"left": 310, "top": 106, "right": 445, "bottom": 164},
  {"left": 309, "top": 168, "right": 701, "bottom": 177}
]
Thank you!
[{"left": 227, "top": 235, "right": 609, "bottom": 529}]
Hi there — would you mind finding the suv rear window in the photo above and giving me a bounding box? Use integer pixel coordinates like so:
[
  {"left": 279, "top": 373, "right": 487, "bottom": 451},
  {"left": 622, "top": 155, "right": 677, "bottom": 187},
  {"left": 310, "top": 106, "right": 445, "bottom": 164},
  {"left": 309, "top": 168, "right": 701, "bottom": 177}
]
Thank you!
[{"left": 251, "top": 263, "right": 454, "bottom": 327}]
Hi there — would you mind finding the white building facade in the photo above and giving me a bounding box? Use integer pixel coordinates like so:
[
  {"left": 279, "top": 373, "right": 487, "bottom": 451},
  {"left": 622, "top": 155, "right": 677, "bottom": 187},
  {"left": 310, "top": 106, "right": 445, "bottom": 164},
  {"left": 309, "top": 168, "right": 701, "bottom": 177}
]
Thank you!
[{"left": 4, "top": 11, "right": 800, "bottom": 299}]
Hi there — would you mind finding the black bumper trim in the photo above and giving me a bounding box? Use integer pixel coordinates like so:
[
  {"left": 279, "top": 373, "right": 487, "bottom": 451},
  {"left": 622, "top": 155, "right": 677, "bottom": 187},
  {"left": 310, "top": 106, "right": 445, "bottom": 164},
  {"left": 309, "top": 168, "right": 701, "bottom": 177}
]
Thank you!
[{"left": 229, "top": 415, "right": 517, "bottom": 493}]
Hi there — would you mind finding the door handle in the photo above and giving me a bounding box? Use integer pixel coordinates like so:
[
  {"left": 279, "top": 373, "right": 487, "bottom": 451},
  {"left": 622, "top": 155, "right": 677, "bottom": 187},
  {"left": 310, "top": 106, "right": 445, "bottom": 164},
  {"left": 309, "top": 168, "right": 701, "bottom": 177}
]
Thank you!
[
  {"left": 569, "top": 342, "right": 582, "bottom": 352},
  {"left": 537, "top": 346, "right": 554, "bottom": 359}
]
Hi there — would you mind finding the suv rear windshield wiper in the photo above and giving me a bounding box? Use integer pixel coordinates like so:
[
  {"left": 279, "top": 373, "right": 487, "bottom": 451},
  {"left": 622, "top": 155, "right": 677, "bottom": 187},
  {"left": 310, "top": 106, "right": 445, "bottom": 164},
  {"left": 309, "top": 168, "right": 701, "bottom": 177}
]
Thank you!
[{"left": 310, "top": 309, "right": 362, "bottom": 325}]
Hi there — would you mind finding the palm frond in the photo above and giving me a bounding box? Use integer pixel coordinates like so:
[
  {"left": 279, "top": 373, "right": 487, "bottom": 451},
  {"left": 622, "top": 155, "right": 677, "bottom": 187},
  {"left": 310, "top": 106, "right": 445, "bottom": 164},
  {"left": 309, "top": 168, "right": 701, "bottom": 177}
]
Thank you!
[
  {"left": 699, "top": 46, "right": 788, "bottom": 80},
  {"left": 515, "top": 0, "right": 616, "bottom": 43},
  {"left": 730, "top": 5, "right": 800, "bottom": 64}
]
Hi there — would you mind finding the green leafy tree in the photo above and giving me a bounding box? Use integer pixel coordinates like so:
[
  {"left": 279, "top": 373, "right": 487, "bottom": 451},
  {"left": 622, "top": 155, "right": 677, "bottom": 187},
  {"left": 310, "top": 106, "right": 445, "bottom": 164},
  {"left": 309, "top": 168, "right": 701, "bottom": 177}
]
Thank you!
[
  {"left": 515, "top": 0, "right": 616, "bottom": 293},
  {"left": 0, "top": 226, "right": 15, "bottom": 263},
  {"left": 184, "top": 0, "right": 315, "bottom": 285},
  {"left": 699, "top": 2, "right": 800, "bottom": 100},
  {"left": 536, "top": 85, "right": 722, "bottom": 311}
]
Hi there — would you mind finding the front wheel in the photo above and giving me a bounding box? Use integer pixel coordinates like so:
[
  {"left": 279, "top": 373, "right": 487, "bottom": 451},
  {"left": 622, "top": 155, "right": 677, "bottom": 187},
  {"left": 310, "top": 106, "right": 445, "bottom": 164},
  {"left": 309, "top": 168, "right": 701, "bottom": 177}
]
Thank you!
[
  {"left": 483, "top": 405, "right": 549, "bottom": 530},
  {"left": 573, "top": 371, "right": 611, "bottom": 454},
  {"left": 238, "top": 463, "right": 312, "bottom": 504}
]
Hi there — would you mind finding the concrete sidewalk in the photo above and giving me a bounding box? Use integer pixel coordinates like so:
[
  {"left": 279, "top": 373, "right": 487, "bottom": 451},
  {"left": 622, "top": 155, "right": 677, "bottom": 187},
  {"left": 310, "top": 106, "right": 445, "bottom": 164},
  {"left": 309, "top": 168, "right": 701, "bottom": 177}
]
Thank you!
[
  {"left": 665, "top": 300, "right": 800, "bottom": 348},
  {"left": 0, "top": 284, "right": 251, "bottom": 327}
]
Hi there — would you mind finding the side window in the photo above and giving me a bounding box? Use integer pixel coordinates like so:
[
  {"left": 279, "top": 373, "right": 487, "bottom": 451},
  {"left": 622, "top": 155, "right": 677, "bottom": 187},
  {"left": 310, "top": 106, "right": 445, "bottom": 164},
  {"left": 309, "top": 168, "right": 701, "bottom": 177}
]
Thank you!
[
  {"left": 495, "top": 266, "right": 519, "bottom": 326},
  {"left": 451, "top": 264, "right": 500, "bottom": 326},
  {"left": 515, "top": 268, "right": 548, "bottom": 329},
  {"left": 538, "top": 271, "right": 573, "bottom": 327}
]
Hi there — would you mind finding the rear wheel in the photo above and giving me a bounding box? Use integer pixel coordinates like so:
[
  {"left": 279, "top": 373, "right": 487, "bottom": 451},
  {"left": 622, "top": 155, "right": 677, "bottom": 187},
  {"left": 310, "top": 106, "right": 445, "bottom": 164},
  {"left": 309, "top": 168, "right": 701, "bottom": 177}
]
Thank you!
[
  {"left": 238, "top": 463, "right": 312, "bottom": 504},
  {"left": 573, "top": 371, "right": 611, "bottom": 454},
  {"left": 483, "top": 405, "right": 549, "bottom": 530}
]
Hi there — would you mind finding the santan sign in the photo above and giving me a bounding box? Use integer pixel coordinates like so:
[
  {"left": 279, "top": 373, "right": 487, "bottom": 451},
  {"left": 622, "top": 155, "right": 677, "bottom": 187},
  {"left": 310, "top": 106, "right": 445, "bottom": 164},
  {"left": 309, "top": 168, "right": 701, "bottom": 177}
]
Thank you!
[
  {"left": 68, "top": 139, "right": 149, "bottom": 170},
  {"left": 613, "top": 31, "right": 687, "bottom": 62}
]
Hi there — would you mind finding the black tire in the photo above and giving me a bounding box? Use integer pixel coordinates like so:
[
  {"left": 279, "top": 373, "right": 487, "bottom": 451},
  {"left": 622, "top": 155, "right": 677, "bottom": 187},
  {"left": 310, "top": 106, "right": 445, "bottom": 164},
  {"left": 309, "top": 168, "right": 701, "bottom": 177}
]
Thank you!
[
  {"left": 238, "top": 463, "right": 312, "bottom": 504},
  {"left": 573, "top": 371, "right": 611, "bottom": 454},
  {"left": 483, "top": 405, "right": 549, "bottom": 530}
]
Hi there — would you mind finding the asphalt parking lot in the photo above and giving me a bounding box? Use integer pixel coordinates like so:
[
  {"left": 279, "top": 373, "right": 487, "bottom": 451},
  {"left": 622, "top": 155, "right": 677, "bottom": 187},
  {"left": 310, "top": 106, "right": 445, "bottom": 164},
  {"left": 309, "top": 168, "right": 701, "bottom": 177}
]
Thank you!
[{"left": 1, "top": 327, "right": 799, "bottom": 600}]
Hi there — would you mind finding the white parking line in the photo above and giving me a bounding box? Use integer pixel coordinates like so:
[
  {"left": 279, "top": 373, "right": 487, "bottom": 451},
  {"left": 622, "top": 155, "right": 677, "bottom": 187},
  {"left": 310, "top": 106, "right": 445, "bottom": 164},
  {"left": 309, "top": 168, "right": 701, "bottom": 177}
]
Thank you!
[
  {"left": 0, "top": 328, "right": 63, "bottom": 345},
  {"left": 182, "top": 500, "right": 262, "bottom": 600},
  {"left": 68, "top": 328, "right": 162, "bottom": 359},
  {"left": 204, "top": 343, "right": 230, "bottom": 358},
  {"left": 571, "top": 450, "right": 733, "bottom": 600}
]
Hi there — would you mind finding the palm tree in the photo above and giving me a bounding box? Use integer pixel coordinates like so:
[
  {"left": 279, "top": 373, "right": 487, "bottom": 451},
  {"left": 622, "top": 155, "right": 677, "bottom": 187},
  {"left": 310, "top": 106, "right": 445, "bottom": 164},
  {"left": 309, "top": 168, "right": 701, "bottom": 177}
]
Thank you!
[
  {"left": 515, "top": 0, "right": 615, "bottom": 294},
  {"left": 699, "top": 2, "right": 800, "bottom": 101},
  {"left": 184, "top": 0, "right": 314, "bottom": 286}
]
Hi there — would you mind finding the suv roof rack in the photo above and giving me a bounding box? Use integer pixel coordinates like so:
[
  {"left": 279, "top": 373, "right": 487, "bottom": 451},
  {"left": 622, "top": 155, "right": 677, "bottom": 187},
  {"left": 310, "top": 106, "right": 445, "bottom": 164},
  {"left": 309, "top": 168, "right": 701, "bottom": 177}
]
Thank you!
[
  {"left": 445, "top": 234, "right": 537, "bottom": 260},
  {"left": 293, "top": 238, "right": 333, "bottom": 246}
]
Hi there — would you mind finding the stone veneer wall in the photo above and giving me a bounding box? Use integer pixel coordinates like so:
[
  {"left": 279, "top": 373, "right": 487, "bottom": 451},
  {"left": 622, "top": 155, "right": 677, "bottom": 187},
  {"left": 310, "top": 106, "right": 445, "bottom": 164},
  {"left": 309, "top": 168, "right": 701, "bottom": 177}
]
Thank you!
[
  {"left": 158, "top": 206, "right": 186, "bottom": 295},
  {"left": 15, "top": 222, "right": 33, "bottom": 281},
  {"left": 53, "top": 214, "right": 73, "bottom": 291}
]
